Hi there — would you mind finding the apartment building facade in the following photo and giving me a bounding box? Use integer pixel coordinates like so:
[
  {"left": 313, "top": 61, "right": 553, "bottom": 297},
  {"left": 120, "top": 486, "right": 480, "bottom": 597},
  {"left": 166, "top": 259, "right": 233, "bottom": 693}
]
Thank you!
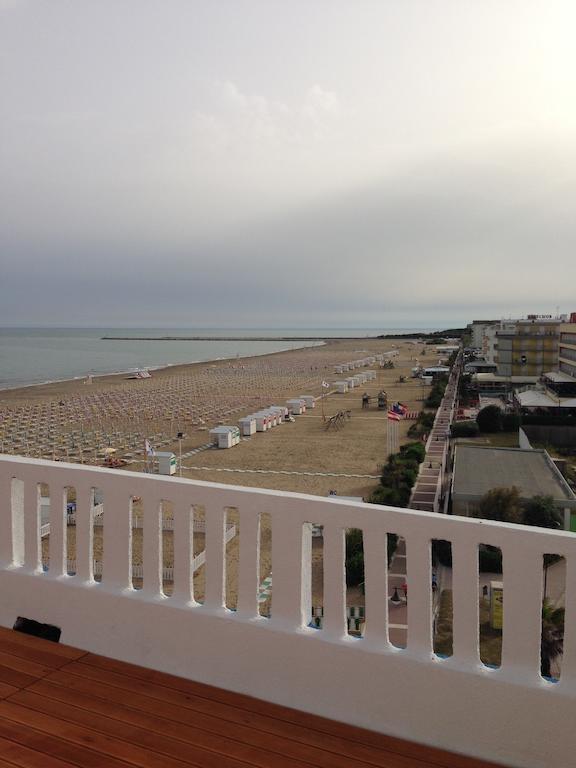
[
  {"left": 558, "top": 321, "right": 576, "bottom": 383},
  {"left": 495, "top": 316, "right": 560, "bottom": 377}
]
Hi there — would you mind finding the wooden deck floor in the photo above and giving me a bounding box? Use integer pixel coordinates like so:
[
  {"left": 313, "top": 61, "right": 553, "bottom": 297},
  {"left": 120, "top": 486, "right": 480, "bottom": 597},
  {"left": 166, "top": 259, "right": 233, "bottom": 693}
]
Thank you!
[{"left": 0, "top": 626, "right": 504, "bottom": 768}]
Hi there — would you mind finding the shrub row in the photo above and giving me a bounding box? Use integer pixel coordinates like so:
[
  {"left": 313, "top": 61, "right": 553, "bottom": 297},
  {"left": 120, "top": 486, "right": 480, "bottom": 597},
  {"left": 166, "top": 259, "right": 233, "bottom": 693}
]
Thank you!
[
  {"left": 476, "top": 405, "right": 521, "bottom": 433},
  {"left": 369, "top": 441, "right": 426, "bottom": 508},
  {"left": 407, "top": 409, "right": 435, "bottom": 439},
  {"left": 424, "top": 375, "right": 449, "bottom": 408}
]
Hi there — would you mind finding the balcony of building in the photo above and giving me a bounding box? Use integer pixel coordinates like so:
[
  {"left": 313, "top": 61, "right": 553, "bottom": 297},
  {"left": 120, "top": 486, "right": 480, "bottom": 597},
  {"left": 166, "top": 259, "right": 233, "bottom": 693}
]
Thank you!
[{"left": 0, "top": 455, "right": 575, "bottom": 767}]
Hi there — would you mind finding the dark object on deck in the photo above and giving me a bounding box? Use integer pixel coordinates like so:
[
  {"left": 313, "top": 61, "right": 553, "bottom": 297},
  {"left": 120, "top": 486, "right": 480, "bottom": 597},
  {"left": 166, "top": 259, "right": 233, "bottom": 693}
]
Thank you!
[{"left": 13, "top": 616, "right": 62, "bottom": 643}]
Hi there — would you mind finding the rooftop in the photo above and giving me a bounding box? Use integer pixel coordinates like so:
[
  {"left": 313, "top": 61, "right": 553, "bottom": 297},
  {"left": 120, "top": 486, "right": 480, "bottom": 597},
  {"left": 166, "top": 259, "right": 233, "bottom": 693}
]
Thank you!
[
  {"left": 452, "top": 445, "right": 576, "bottom": 504},
  {"left": 516, "top": 389, "right": 576, "bottom": 409},
  {"left": 542, "top": 371, "right": 576, "bottom": 383}
]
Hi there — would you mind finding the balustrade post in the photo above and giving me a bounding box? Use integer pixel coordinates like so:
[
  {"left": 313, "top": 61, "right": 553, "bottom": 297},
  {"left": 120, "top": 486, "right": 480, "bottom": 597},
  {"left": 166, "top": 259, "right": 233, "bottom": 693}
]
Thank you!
[
  {"left": 74, "top": 483, "right": 95, "bottom": 582},
  {"left": 142, "top": 496, "right": 163, "bottom": 598},
  {"left": 49, "top": 485, "right": 68, "bottom": 578},
  {"left": 172, "top": 501, "right": 195, "bottom": 604},
  {"left": 322, "top": 525, "right": 347, "bottom": 639},
  {"left": 451, "top": 538, "right": 479, "bottom": 664},
  {"left": 559, "top": 554, "right": 576, "bottom": 690},
  {"left": 0, "top": 475, "right": 24, "bottom": 567},
  {"left": 236, "top": 509, "right": 260, "bottom": 619},
  {"left": 500, "top": 542, "right": 542, "bottom": 681},
  {"left": 101, "top": 484, "right": 133, "bottom": 591},
  {"left": 23, "top": 480, "right": 41, "bottom": 573},
  {"left": 363, "top": 528, "right": 389, "bottom": 647},
  {"left": 406, "top": 533, "right": 433, "bottom": 657},
  {"left": 203, "top": 505, "right": 227, "bottom": 610},
  {"left": 270, "top": 511, "right": 309, "bottom": 629}
]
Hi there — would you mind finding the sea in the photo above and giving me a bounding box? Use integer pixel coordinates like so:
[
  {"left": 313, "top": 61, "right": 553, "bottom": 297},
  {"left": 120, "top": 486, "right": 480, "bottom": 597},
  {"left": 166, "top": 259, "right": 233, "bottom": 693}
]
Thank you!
[{"left": 0, "top": 327, "right": 433, "bottom": 390}]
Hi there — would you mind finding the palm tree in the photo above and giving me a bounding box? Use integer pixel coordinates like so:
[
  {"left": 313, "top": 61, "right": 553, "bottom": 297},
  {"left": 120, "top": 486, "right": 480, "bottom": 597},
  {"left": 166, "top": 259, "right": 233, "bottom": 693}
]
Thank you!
[{"left": 541, "top": 599, "right": 565, "bottom": 679}]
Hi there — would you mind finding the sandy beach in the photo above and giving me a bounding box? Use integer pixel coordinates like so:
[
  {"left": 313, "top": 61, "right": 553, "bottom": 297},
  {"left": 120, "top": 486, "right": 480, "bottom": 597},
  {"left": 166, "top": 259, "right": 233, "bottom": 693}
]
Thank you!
[{"left": 9, "top": 336, "right": 432, "bottom": 615}]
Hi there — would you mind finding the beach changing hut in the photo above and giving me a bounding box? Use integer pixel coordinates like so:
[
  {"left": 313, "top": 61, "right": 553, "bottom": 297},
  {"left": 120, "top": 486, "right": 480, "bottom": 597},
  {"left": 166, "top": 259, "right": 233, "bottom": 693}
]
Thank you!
[
  {"left": 287, "top": 399, "right": 306, "bottom": 415},
  {"left": 252, "top": 413, "right": 270, "bottom": 431},
  {"left": 299, "top": 396, "right": 316, "bottom": 409},
  {"left": 209, "top": 426, "right": 241, "bottom": 448},
  {"left": 259, "top": 409, "right": 279, "bottom": 427},
  {"left": 239, "top": 417, "right": 257, "bottom": 436},
  {"left": 156, "top": 452, "right": 177, "bottom": 475}
]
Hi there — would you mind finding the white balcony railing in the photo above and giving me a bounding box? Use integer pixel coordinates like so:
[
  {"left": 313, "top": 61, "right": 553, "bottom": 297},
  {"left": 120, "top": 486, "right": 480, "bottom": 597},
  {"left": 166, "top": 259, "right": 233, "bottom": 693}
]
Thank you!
[{"left": 0, "top": 454, "right": 575, "bottom": 768}]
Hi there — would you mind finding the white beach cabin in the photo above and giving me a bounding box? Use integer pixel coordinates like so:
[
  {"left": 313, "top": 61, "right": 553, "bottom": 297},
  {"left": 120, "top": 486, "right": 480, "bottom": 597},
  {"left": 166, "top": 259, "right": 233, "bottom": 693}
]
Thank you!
[
  {"left": 239, "top": 417, "right": 257, "bottom": 436},
  {"left": 286, "top": 399, "right": 306, "bottom": 415},
  {"left": 209, "top": 426, "right": 241, "bottom": 449},
  {"left": 155, "top": 451, "right": 177, "bottom": 475},
  {"left": 299, "top": 396, "right": 316, "bottom": 409},
  {"left": 252, "top": 413, "right": 269, "bottom": 432}
]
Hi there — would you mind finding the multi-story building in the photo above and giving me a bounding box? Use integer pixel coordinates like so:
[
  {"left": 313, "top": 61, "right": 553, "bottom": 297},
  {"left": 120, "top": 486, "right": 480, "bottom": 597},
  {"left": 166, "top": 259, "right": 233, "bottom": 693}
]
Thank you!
[
  {"left": 482, "top": 321, "right": 515, "bottom": 364},
  {"left": 537, "top": 318, "right": 576, "bottom": 403},
  {"left": 468, "top": 319, "right": 498, "bottom": 349},
  {"left": 495, "top": 315, "right": 560, "bottom": 377},
  {"left": 558, "top": 320, "right": 576, "bottom": 386}
]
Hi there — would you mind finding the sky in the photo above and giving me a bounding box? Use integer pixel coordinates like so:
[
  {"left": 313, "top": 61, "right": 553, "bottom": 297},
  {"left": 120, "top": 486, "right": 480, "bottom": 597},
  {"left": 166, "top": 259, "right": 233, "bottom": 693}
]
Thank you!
[{"left": 1, "top": 0, "right": 576, "bottom": 329}]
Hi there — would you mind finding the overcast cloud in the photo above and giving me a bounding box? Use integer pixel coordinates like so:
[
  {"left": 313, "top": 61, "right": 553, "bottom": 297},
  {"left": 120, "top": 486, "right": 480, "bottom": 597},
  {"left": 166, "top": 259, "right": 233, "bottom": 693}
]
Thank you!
[{"left": 1, "top": 1, "right": 576, "bottom": 328}]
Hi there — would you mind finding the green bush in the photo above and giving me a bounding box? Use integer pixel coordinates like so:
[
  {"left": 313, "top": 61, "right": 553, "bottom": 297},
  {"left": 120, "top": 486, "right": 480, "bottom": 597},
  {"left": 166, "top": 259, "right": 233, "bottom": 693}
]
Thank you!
[
  {"left": 479, "top": 546, "right": 502, "bottom": 573},
  {"left": 523, "top": 495, "right": 563, "bottom": 529},
  {"left": 425, "top": 390, "right": 443, "bottom": 408},
  {"left": 407, "top": 410, "right": 435, "bottom": 438},
  {"left": 451, "top": 420, "right": 480, "bottom": 438},
  {"left": 345, "top": 529, "right": 364, "bottom": 587},
  {"left": 399, "top": 441, "right": 426, "bottom": 463},
  {"left": 476, "top": 405, "right": 503, "bottom": 433},
  {"left": 369, "top": 487, "right": 404, "bottom": 506},
  {"left": 425, "top": 376, "right": 449, "bottom": 408}
]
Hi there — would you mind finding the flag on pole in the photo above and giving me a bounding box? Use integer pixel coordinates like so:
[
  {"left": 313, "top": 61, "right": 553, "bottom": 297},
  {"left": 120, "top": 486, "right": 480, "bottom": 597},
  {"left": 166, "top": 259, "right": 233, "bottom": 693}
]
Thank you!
[
  {"left": 387, "top": 410, "right": 401, "bottom": 421},
  {"left": 322, "top": 381, "right": 330, "bottom": 389}
]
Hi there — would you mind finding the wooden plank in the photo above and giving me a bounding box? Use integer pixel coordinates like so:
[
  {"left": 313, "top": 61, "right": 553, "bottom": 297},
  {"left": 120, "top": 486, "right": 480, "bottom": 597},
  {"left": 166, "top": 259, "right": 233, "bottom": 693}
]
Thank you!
[
  {"left": 9, "top": 689, "right": 274, "bottom": 768},
  {"left": 78, "top": 655, "right": 502, "bottom": 768},
  {"left": 0, "top": 637, "right": 83, "bottom": 670},
  {"left": 0, "top": 737, "right": 76, "bottom": 768},
  {"left": 0, "top": 700, "right": 238, "bottom": 768},
  {"left": 0, "top": 649, "right": 55, "bottom": 679},
  {"left": 0, "top": 755, "right": 48, "bottom": 768},
  {"left": 0, "top": 628, "right": 85, "bottom": 661},
  {"left": 43, "top": 666, "right": 447, "bottom": 768},
  {"left": 25, "top": 679, "right": 376, "bottom": 768},
  {"left": 0, "top": 666, "right": 41, "bottom": 691},
  {"left": 0, "top": 682, "right": 18, "bottom": 700},
  {"left": 0, "top": 718, "right": 122, "bottom": 768}
]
